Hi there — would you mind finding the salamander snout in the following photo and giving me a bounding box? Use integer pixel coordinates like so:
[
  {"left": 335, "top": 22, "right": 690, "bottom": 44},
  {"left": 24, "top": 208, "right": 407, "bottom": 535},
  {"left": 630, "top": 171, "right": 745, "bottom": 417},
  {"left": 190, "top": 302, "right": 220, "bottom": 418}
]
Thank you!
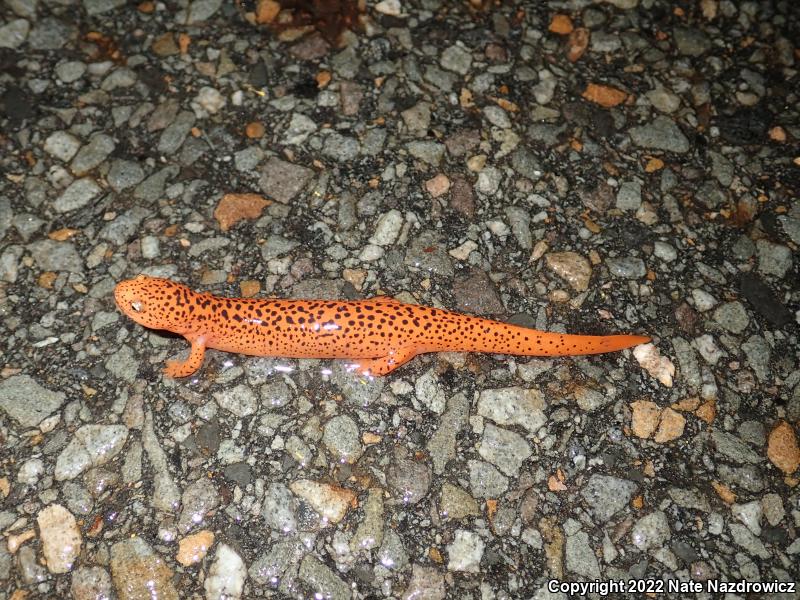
[{"left": 114, "top": 275, "right": 188, "bottom": 332}]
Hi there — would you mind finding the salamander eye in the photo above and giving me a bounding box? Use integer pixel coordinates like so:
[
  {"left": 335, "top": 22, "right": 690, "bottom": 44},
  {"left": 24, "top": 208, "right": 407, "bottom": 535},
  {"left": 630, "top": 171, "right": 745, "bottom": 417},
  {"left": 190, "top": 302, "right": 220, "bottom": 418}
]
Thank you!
[{"left": 131, "top": 301, "right": 142, "bottom": 312}]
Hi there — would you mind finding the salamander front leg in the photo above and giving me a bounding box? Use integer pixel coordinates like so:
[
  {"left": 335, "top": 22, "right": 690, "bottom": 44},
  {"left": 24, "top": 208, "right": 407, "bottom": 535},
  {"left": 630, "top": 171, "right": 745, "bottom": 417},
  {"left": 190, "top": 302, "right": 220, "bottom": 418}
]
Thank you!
[
  {"left": 164, "top": 337, "right": 207, "bottom": 378},
  {"left": 348, "top": 346, "right": 417, "bottom": 376}
]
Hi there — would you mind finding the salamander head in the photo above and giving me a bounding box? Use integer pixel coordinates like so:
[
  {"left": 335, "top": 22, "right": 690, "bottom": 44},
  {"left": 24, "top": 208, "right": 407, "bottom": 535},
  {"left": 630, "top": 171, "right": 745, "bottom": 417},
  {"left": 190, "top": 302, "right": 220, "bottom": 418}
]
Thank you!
[{"left": 114, "top": 275, "right": 194, "bottom": 333}]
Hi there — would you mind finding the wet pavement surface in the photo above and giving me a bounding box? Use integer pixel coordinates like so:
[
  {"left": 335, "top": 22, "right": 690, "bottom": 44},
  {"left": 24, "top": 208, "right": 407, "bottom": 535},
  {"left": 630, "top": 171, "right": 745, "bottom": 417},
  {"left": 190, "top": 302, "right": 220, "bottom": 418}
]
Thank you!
[{"left": 1, "top": 0, "right": 799, "bottom": 598}]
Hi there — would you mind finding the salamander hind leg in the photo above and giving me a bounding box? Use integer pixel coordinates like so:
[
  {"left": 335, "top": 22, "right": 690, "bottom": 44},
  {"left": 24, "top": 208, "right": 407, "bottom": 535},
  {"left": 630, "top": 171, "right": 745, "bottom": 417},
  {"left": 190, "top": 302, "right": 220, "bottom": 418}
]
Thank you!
[
  {"left": 348, "top": 346, "right": 418, "bottom": 377},
  {"left": 164, "top": 338, "right": 207, "bottom": 378}
]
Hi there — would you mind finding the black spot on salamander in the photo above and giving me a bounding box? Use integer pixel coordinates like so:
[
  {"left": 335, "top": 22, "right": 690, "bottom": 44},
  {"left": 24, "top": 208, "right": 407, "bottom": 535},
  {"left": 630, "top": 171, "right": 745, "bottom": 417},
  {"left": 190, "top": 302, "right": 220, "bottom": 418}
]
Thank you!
[{"left": 221, "top": 309, "right": 228, "bottom": 319}]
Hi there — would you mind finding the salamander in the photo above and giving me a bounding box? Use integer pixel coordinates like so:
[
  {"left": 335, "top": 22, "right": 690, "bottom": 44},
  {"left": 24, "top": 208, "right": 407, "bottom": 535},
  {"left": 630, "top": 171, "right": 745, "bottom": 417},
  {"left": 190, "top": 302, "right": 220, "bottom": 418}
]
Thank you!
[{"left": 114, "top": 275, "right": 650, "bottom": 377}]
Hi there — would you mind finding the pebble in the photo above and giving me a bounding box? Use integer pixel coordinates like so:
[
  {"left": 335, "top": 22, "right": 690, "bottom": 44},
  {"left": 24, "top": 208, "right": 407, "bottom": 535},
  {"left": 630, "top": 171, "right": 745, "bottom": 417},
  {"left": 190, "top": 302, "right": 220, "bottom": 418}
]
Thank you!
[
  {"left": 322, "top": 132, "right": 360, "bottom": 162},
  {"left": 673, "top": 27, "right": 711, "bottom": 56},
  {"left": 299, "top": 554, "right": 352, "bottom": 600},
  {"left": 414, "top": 368, "right": 447, "bottom": 414},
  {"left": 545, "top": 251, "right": 592, "bottom": 291},
  {"left": 616, "top": 180, "right": 643, "bottom": 211},
  {"left": 157, "top": 111, "right": 195, "bottom": 155},
  {"left": 440, "top": 483, "right": 480, "bottom": 520},
  {"left": 630, "top": 511, "right": 671, "bottom": 551},
  {"left": 712, "top": 430, "right": 762, "bottom": 464},
  {"left": 285, "top": 113, "right": 317, "bottom": 144},
  {"left": 28, "top": 17, "right": 74, "bottom": 50},
  {"left": 581, "top": 475, "right": 637, "bottom": 522},
  {"left": 713, "top": 301, "right": 749, "bottom": 334},
  {"left": 741, "top": 335, "right": 770, "bottom": 382},
  {"left": 694, "top": 334, "right": 723, "bottom": 365},
  {"left": 0, "top": 374, "right": 65, "bottom": 427},
  {"left": 565, "top": 530, "right": 601, "bottom": 579},
  {"left": 691, "top": 289, "right": 718, "bottom": 311},
  {"left": 176, "top": 477, "right": 220, "bottom": 533},
  {"left": 402, "top": 565, "right": 445, "bottom": 600},
  {"left": 633, "top": 344, "right": 675, "bottom": 387},
  {"left": 732, "top": 501, "right": 763, "bottom": 536},
  {"left": 477, "top": 387, "right": 546, "bottom": 433},
  {"left": 475, "top": 166, "right": 502, "bottom": 195},
  {"left": 606, "top": 256, "right": 646, "bottom": 279},
  {"left": 258, "top": 157, "right": 315, "bottom": 203},
  {"left": 629, "top": 116, "right": 690, "bottom": 153},
  {"left": 56, "top": 60, "right": 87, "bottom": 83},
  {"left": 425, "top": 173, "right": 451, "bottom": 198},
  {"left": 440, "top": 43, "right": 472, "bottom": 75},
  {"left": 192, "top": 86, "right": 226, "bottom": 117},
  {"left": 453, "top": 270, "right": 504, "bottom": 314},
  {"left": 477, "top": 422, "right": 532, "bottom": 477},
  {"left": 44, "top": 130, "right": 81, "bottom": 162},
  {"left": 504, "top": 206, "right": 532, "bottom": 249},
  {"left": 37, "top": 504, "right": 82, "bottom": 573},
  {"left": 407, "top": 140, "right": 445, "bottom": 165},
  {"left": 427, "top": 393, "right": 469, "bottom": 475},
  {"left": 653, "top": 241, "right": 677, "bottom": 262},
  {"left": 388, "top": 453, "right": 432, "bottom": 505},
  {"left": 468, "top": 459, "right": 508, "bottom": 497},
  {"left": 0, "top": 18, "right": 29, "bottom": 49},
  {"left": 204, "top": 544, "right": 246, "bottom": 600},
  {"left": 71, "top": 567, "right": 113, "bottom": 600},
  {"left": 54, "top": 177, "right": 102, "bottom": 212},
  {"left": 323, "top": 415, "right": 363, "bottom": 463},
  {"left": 101, "top": 67, "right": 137, "bottom": 91},
  {"left": 404, "top": 230, "right": 454, "bottom": 276},
  {"left": 261, "top": 482, "right": 298, "bottom": 533},
  {"left": 183, "top": 0, "right": 222, "bottom": 23},
  {"left": 107, "top": 159, "right": 145, "bottom": 191},
  {"left": 646, "top": 86, "right": 681, "bottom": 113},
  {"left": 767, "top": 421, "right": 800, "bottom": 474},
  {"left": 369, "top": 209, "right": 404, "bottom": 246},
  {"left": 71, "top": 133, "right": 116, "bottom": 175},
  {"left": 29, "top": 239, "right": 84, "bottom": 272},
  {"left": 755, "top": 239, "right": 792, "bottom": 279},
  {"left": 290, "top": 479, "right": 356, "bottom": 523},
  {"left": 213, "top": 384, "right": 258, "bottom": 417},
  {"left": 83, "top": 0, "right": 126, "bottom": 15},
  {"left": 447, "top": 530, "right": 484, "bottom": 573},
  {"left": 110, "top": 538, "right": 178, "bottom": 600},
  {"left": 55, "top": 424, "right": 129, "bottom": 480}
]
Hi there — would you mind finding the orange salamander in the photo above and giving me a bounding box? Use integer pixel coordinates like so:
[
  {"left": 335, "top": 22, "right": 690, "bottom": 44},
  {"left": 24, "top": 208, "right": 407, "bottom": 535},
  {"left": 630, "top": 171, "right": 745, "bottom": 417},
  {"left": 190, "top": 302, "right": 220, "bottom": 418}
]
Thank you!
[{"left": 114, "top": 275, "right": 650, "bottom": 377}]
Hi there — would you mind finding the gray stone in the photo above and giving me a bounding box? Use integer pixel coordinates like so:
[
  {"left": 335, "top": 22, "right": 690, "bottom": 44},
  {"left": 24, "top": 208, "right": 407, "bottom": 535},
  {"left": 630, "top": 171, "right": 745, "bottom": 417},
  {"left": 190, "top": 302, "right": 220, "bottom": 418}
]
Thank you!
[
  {"left": 446, "top": 529, "right": 484, "bottom": 573},
  {"left": 29, "top": 239, "right": 83, "bottom": 272},
  {"left": 105, "top": 345, "right": 138, "bottom": 382},
  {"left": 0, "top": 375, "right": 65, "bottom": 427},
  {"left": 441, "top": 43, "right": 472, "bottom": 75},
  {"left": 616, "top": 180, "right": 643, "bottom": 211},
  {"left": 99, "top": 207, "right": 149, "bottom": 246},
  {"left": 581, "top": 474, "right": 637, "bottom": 522},
  {"left": 55, "top": 61, "right": 87, "bottom": 83},
  {"left": 0, "top": 196, "right": 11, "bottom": 241},
  {"left": 467, "top": 460, "right": 508, "bottom": 498},
  {"left": 83, "top": 0, "right": 125, "bottom": 15},
  {"left": 713, "top": 301, "right": 749, "bottom": 334},
  {"left": 157, "top": 111, "right": 195, "bottom": 155},
  {"left": 477, "top": 387, "right": 546, "bottom": 434},
  {"left": 741, "top": 335, "right": 770, "bottom": 382},
  {"left": 44, "top": 131, "right": 81, "bottom": 162},
  {"left": 407, "top": 141, "right": 445, "bottom": 165},
  {"left": 331, "top": 45, "right": 361, "bottom": 79},
  {"left": 183, "top": 0, "right": 223, "bottom": 23},
  {"left": 673, "top": 27, "right": 711, "bottom": 56},
  {"left": 505, "top": 206, "right": 532, "bottom": 249},
  {"left": 668, "top": 487, "right": 710, "bottom": 512},
  {"left": 322, "top": 132, "right": 360, "bottom": 162},
  {"left": 298, "top": 554, "right": 351, "bottom": 600},
  {"left": 756, "top": 239, "right": 792, "bottom": 279},
  {"left": 285, "top": 113, "right": 317, "bottom": 145},
  {"left": 388, "top": 453, "right": 431, "bottom": 505},
  {"left": 71, "top": 133, "right": 116, "bottom": 175},
  {"left": 258, "top": 157, "right": 315, "bottom": 204},
  {"left": 322, "top": 415, "right": 362, "bottom": 463},
  {"left": 477, "top": 422, "right": 531, "bottom": 477},
  {"left": 261, "top": 235, "right": 299, "bottom": 261},
  {"left": 711, "top": 431, "right": 762, "bottom": 464},
  {"left": 0, "top": 19, "right": 30, "bottom": 49},
  {"left": 54, "top": 177, "right": 101, "bottom": 212},
  {"left": 565, "top": 530, "right": 600, "bottom": 579},
  {"left": 402, "top": 564, "right": 445, "bottom": 600},
  {"left": 629, "top": 116, "right": 690, "bottom": 153},
  {"left": 55, "top": 425, "right": 129, "bottom": 480},
  {"left": 214, "top": 384, "right": 258, "bottom": 417},
  {"left": 511, "top": 147, "right": 542, "bottom": 181},
  {"left": 606, "top": 256, "right": 646, "bottom": 279},
  {"left": 427, "top": 393, "right": 469, "bottom": 475},
  {"left": 176, "top": 477, "right": 220, "bottom": 533},
  {"left": 107, "top": 160, "right": 145, "bottom": 191},
  {"left": 630, "top": 511, "right": 671, "bottom": 551},
  {"left": 404, "top": 230, "right": 454, "bottom": 276},
  {"left": 28, "top": 17, "right": 73, "bottom": 50}
]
